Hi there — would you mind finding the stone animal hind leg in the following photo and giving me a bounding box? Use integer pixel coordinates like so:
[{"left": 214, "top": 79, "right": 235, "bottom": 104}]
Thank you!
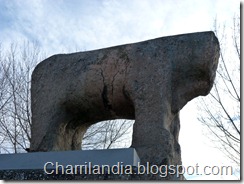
[
  {"left": 170, "top": 113, "right": 182, "bottom": 166},
  {"left": 34, "top": 115, "right": 89, "bottom": 151},
  {"left": 30, "top": 105, "right": 62, "bottom": 151},
  {"left": 30, "top": 98, "right": 86, "bottom": 152},
  {"left": 65, "top": 120, "right": 90, "bottom": 150},
  {"left": 30, "top": 104, "right": 75, "bottom": 151}
]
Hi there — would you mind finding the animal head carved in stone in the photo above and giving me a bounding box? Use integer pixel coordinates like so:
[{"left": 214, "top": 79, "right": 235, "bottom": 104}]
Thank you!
[{"left": 170, "top": 31, "right": 220, "bottom": 113}]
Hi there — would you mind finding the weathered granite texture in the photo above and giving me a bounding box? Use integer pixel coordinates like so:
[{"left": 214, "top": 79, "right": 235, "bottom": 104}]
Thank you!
[{"left": 30, "top": 31, "right": 219, "bottom": 180}]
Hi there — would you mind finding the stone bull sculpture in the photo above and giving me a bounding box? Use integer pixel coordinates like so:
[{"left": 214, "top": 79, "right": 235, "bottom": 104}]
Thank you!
[{"left": 30, "top": 31, "right": 219, "bottom": 169}]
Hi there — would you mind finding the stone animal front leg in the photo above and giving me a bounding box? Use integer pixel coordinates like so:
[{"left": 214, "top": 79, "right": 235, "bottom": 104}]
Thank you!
[
  {"left": 131, "top": 99, "right": 181, "bottom": 167},
  {"left": 131, "top": 119, "right": 176, "bottom": 166},
  {"left": 131, "top": 113, "right": 183, "bottom": 180}
]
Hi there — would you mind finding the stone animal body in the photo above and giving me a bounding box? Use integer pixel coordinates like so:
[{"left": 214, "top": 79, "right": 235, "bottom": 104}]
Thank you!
[{"left": 30, "top": 31, "right": 219, "bottom": 179}]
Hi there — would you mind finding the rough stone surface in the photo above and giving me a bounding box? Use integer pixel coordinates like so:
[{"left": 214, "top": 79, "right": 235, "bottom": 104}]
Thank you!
[
  {"left": 30, "top": 31, "right": 219, "bottom": 180},
  {"left": 0, "top": 168, "right": 185, "bottom": 180}
]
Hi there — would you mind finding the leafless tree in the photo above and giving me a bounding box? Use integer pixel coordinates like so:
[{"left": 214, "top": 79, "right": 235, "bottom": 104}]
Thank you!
[
  {"left": 0, "top": 42, "right": 42, "bottom": 153},
  {"left": 82, "top": 119, "right": 134, "bottom": 150},
  {"left": 197, "top": 15, "right": 240, "bottom": 167}
]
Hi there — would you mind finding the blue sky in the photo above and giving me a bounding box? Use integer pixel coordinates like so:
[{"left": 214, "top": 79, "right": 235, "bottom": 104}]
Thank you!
[
  {"left": 0, "top": 0, "right": 239, "bottom": 54},
  {"left": 0, "top": 0, "right": 240, "bottom": 180}
]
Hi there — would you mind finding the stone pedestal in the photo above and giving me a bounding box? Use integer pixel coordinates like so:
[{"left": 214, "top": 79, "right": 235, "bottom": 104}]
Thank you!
[
  {"left": 0, "top": 148, "right": 139, "bottom": 170},
  {"left": 0, "top": 148, "right": 185, "bottom": 180}
]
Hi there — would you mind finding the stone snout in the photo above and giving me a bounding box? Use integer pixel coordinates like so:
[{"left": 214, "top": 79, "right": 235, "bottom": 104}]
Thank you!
[
  {"left": 30, "top": 31, "right": 219, "bottom": 180},
  {"left": 170, "top": 32, "right": 220, "bottom": 113}
]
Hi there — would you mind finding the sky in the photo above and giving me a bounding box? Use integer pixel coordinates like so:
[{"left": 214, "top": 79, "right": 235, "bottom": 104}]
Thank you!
[{"left": 0, "top": 0, "right": 240, "bottom": 180}]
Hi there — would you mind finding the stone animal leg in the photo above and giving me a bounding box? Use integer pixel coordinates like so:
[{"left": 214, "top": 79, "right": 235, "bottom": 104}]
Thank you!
[
  {"left": 131, "top": 112, "right": 182, "bottom": 180},
  {"left": 170, "top": 113, "right": 182, "bottom": 166},
  {"left": 131, "top": 100, "right": 181, "bottom": 167},
  {"left": 65, "top": 121, "right": 89, "bottom": 150},
  {"left": 132, "top": 120, "right": 176, "bottom": 165},
  {"left": 30, "top": 103, "right": 88, "bottom": 152},
  {"left": 30, "top": 106, "right": 68, "bottom": 151}
]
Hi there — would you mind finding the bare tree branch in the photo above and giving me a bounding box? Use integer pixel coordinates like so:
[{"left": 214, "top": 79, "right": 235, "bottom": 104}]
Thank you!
[{"left": 197, "top": 15, "right": 240, "bottom": 167}]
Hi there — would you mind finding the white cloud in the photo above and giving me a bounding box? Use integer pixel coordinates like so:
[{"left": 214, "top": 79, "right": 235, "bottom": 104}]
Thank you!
[{"left": 1, "top": 0, "right": 237, "bottom": 54}]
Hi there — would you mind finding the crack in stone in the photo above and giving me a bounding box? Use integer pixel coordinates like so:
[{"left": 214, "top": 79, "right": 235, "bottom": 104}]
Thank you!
[{"left": 100, "top": 69, "right": 112, "bottom": 111}]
